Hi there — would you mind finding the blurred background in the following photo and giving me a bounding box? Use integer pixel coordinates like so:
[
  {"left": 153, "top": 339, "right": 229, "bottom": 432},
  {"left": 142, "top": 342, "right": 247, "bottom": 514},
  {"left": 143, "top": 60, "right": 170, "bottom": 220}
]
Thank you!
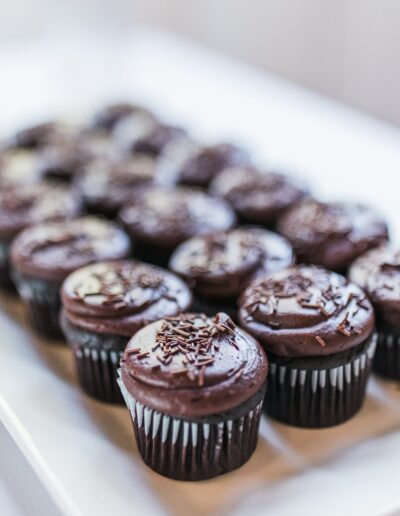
[{"left": 0, "top": 0, "right": 399, "bottom": 126}]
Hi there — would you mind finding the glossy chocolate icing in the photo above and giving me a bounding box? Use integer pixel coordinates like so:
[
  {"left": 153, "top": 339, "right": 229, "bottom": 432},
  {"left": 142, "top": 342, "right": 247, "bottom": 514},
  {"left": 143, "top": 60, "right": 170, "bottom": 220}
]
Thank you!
[
  {"left": 239, "top": 265, "right": 375, "bottom": 357},
  {"left": 210, "top": 166, "right": 308, "bottom": 225},
  {"left": 121, "top": 312, "right": 268, "bottom": 416},
  {"left": 119, "top": 186, "right": 236, "bottom": 249},
  {"left": 278, "top": 200, "right": 388, "bottom": 271},
  {"left": 169, "top": 227, "right": 294, "bottom": 300},
  {"left": 0, "top": 182, "right": 81, "bottom": 240},
  {"left": 62, "top": 260, "right": 192, "bottom": 337},
  {"left": 11, "top": 216, "right": 130, "bottom": 282},
  {"left": 177, "top": 143, "right": 249, "bottom": 188},
  {"left": 349, "top": 245, "right": 400, "bottom": 328},
  {"left": 76, "top": 155, "right": 166, "bottom": 215}
]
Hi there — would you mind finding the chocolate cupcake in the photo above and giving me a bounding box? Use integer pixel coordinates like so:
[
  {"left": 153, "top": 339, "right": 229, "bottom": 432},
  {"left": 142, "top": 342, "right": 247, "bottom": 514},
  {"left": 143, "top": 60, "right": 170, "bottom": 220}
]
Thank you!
[
  {"left": 61, "top": 260, "right": 192, "bottom": 402},
  {"left": 169, "top": 227, "right": 294, "bottom": 319},
  {"left": 239, "top": 265, "right": 376, "bottom": 428},
  {"left": 176, "top": 143, "right": 249, "bottom": 188},
  {"left": 9, "top": 121, "right": 59, "bottom": 149},
  {"left": 0, "top": 182, "right": 81, "bottom": 290},
  {"left": 75, "top": 154, "right": 168, "bottom": 218},
  {"left": 349, "top": 245, "right": 400, "bottom": 380},
  {"left": 120, "top": 186, "right": 236, "bottom": 266},
  {"left": 210, "top": 166, "right": 308, "bottom": 227},
  {"left": 278, "top": 200, "right": 389, "bottom": 273},
  {"left": 10, "top": 216, "right": 130, "bottom": 338},
  {"left": 119, "top": 312, "right": 268, "bottom": 480},
  {"left": 114, "top": 114, "right": 187, "bottom": 158},
  {"left": 0, "top": 148, "right": 42, "bottom": 188},
  {"left": 91, "top": 103, "right": 154, "bottom": 132}
]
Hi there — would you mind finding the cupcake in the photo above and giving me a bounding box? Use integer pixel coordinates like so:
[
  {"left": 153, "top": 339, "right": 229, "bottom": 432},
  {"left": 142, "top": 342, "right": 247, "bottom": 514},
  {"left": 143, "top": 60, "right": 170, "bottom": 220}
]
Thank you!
[
  {"left": 119, "top": 186, "right": 236, "bottom": 266},
  {"left": 0, "top": 148, "right": 42, "bottom": 188},
  {"left": 210, "top": 166, "right": 308, "bottom": 227},
  {"left": 169, "top": 227, "right": 294, "bottom": 319},
  {"left": 114, "top": 114, "right": 187, "bottom": 158},
  {"left": 119, "top": 312, "right": 268, "bottom": 480},
  {"left": 239, "top": 265, "right": 376, "bottom": 428},
  {"left": 176, "top": 143, "right": 249, "bottom": 188},
  {"left": 278, "top": 200, "right": 389, "bottom": 272},
  {"left": 10, "top": 216, "right": 130, "bottom": 338},
  {"left": 75, "top": 154, "right": 169, "bottom": 218},
  {"left": 349, "top": 245, "right": 400, "bottom": 380},
  {"left": 0, "top": 182, "right": 81, "bottom": 290},
  {"left": 91, "top": 103, "right": 154, "bottom": 132},
  {"left": 61, "top": 260, "right": 192, "bottom": 403},
  {"left": 9, "top": 121, "right": 60, "bottom": 149}
]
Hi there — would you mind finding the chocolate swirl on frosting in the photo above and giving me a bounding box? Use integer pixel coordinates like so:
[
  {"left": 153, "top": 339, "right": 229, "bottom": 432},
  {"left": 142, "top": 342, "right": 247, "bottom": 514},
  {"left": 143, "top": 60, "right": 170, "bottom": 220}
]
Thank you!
[
  {"left": 278, "top": 200, "right": 388, "bottom": 271},
  {"left": 121, "top": 312, "right": 268, "bottom": 416},
  {"left": 169, "top": 227, "right": 294, "bottom": 299},
  {"left": 239, "top": 265, "right": 375, "bottom": 357},
  {"left": 62, "top": 260, "right": 192, "bottom": 336},
  {"left": 349, "top": 245, "right": 400, "bottom": 327},
  {"left": 10, "top": 216, "right": 130, "bottom": 282}
]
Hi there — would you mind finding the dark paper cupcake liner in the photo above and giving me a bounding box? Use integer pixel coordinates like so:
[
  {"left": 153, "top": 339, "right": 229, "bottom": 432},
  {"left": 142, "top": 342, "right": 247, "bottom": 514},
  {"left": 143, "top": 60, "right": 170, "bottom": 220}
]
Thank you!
[
  {"left": 0, "top": 240, "right": 15, "bottom": 292},
  {"left": 265, "top": 334, "right": 377, "bottom": 428},
  {"left": 118, "top": 376, "right": 265, "bottom": 480},
  {"left": 61, "top": 316, "right": 127, "bottom": 404},
  {"left": 374, "top": 327, "right": 400, "bottom": 380},
  {"left": 12, "top": 272, "right": 62, "bottom": 339}
]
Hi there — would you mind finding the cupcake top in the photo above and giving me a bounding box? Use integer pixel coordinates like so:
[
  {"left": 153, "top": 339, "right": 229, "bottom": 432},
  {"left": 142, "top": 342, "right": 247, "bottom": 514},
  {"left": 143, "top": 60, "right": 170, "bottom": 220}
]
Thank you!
[
  {"left": 278, "top": 200, "right": 389, "bottom": 272},
  {"left": 11, "top": 216, "right": 130, "bottom": 282},
  {"left": 239, "top": 265, "right": 374, "bottom": 357},
  {"left": 121, "top": 312, "right": 268, "bottom": 416},
  {"left": 177, "top": 143, "right": 249, "bottom": 188},
  {"left": 91, "top": 103, "right": 153, "bottom": 131},
  {"left": 76, "top": 155, "right": 165, "bottom": 214},
  {"left": 349, "top": 245, "right": 400, "bottom": 328},
  {"left": 62, "top": 260, "right": 192, "bottom": 336},
  {"left": 120, "top": 186, "right": 236, "bottom": 248},
  {"left": 0, "top": 149, "right": 41, "bottom": 188},
  {"left": 10, "top": 121, "right": 59, "bottom": 149},
  {"left": 0, "top": 182, "right": 81, "bottom": 240},
  {"left": 210, "top": 166, "right": 307, "bottom": 225},
  {"left": 169, "top": 227, "right": 294, "bottom": 300},
  {"left": 114, "top": 115, "right": 187, "bottom": 158}
]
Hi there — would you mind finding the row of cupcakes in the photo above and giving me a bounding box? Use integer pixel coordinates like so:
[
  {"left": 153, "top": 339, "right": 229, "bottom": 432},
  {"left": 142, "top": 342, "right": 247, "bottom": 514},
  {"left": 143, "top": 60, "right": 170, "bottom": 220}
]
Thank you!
[{"left": 1, "top": 103, "right": 399, "bottom": 482}]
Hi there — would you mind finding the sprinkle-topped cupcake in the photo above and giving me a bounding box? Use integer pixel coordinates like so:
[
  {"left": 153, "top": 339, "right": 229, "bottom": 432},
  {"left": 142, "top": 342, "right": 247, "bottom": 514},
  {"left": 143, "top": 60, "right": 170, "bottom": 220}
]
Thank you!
[
  {"left": 278, "top": 200, "right": 389, "bottom": 272},
  {"left": 239, "top": 265, "right": 376, "bottom": 427},
  {"left": 61, "top": 260, "right": 192, "bottom": 402},
  {"left": 119, "top": 312, "right": 268, "bottom": 479},
  {"left": 120, "top": 186, "right": 236, "bottom": 266},
  {"left": 349, "top": 245, "right": 400, "bottom": 379},
  {"left": 169, "top": 226, "right": 294, "bottom": 318},
  {"left": 210, "top": 166, "right": 308, "bottom": 227},
  {"left": 11, "top": 216, "right": 130, "bottom": 338}
]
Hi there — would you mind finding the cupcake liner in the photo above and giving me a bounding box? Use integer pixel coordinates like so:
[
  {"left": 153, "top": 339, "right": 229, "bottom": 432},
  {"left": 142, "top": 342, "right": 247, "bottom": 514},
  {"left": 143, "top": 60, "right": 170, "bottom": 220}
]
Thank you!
[
  {"left": 0, "top": 240, "right": 15, "bottom": 291},
  {"left": 61, "top": 316, "right": 127, "bottom": 404},
  {"left": 118, "top": 375, "right": 264, "bottom": 480},
  {"left": 12, "top": 272, "right": 62, "bottom": 339},
  {"left": 192, "top": 295, "right": 238, "bottom": 321},
  {"left": 74, "top": 345, "right": 123, "bottom": 403},
  {"left": 265, "top": 334, "right": 377, "bottom": 428},
  {"left": 374, "top": 327, "right": 400, "bottom": 380}
]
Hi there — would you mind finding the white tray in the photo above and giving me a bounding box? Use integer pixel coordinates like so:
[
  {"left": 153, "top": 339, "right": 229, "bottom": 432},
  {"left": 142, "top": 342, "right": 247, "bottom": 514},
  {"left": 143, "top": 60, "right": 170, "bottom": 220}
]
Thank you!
[{"left": 1, "top": 28, "right": 400, "bottom": 516}]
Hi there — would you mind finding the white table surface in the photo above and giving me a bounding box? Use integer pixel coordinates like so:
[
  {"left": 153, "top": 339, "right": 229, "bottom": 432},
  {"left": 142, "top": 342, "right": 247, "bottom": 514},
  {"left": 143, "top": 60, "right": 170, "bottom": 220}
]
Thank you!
[{"left": 1, "top": 27, "right": 400, "bottom": 516}]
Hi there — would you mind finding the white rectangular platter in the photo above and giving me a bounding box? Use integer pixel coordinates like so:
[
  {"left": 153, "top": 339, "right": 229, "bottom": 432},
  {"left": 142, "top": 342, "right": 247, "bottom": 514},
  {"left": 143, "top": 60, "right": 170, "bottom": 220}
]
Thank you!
[{"left": 1, "top": 28, "right": 400, "bottom": 516}]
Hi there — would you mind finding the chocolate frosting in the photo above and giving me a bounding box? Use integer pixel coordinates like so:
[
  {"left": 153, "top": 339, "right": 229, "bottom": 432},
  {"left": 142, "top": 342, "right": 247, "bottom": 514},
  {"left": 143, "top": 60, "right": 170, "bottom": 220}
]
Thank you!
[
  {"left": 278, "top": 200, "right": 389, "bottom": 272},
  {"left": 62, "top": 260, "right": 192, "bottom": 336},
  {"left": 119, "top": 186, "right": 236, "bottom": 248},
  {"left": 239, "top": 265, "right": 375, "bottom": 358},
  {"left": 349, "top": 245, "right": 400, "bottom": 328},
  {"left": 11, "top": 216, "right": 130, "bottom": 282},
  {"left": 0, "top": 182, "right": 81, "bottom": 240},
  {"left": 169, "top": 227, "right": 294, "bottom": 300},
  {"left": 210, "top": 166, "right": 308, "bottom": 225},
  {"left": 91, "top": 103, "right": 154, "bottom": 131},
  {"left": 76, "top": 155, "right": 167, "bottom": 214},
  {"left": 177, "top": 143, "right": 249, "bottom": 188},
  {"left": 0, "top": 149, "right": 42, "bottom": 188},
  {"left": 121, "top": 312, "right": 268, "bottom": 416},
  {"left": 10, "top": 122, "right": 58, "bottom": 149}
]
